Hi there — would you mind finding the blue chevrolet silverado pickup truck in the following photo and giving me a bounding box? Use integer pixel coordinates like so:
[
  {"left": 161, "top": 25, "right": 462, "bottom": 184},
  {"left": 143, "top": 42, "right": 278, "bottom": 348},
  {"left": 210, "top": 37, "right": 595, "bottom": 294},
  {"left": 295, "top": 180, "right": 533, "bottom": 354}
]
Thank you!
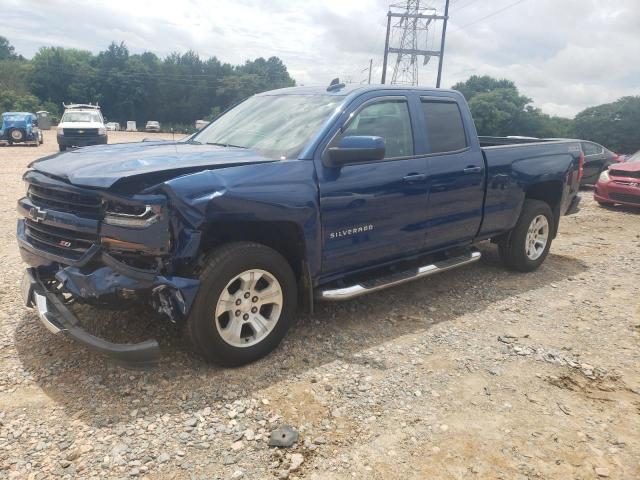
[{"left": 18, "top": 83, "right": 583, "bottom": 367}]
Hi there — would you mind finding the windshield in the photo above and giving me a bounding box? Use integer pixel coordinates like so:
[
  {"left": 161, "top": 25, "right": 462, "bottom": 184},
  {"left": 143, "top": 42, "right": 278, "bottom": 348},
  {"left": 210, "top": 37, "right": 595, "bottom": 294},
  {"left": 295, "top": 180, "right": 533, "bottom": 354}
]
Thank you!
[
  {"left": 61, "top": 112, "right": 102, "bottom": 123},
  {"left": 192, "top": 94, "right": 343, "bottom": 159},
  {"left": 628, "top": 151, "right": 640, "bottom": 163}
]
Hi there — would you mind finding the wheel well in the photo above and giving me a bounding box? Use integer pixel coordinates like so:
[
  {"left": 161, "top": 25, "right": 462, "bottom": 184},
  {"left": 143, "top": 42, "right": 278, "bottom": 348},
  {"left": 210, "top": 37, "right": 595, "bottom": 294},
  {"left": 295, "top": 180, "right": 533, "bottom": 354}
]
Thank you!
[
  {"left": 525, "top": 181, "right": 562, "bottom": 236},
  {"left": 200, "top": 221, "right": 312, "bottom": 311}
]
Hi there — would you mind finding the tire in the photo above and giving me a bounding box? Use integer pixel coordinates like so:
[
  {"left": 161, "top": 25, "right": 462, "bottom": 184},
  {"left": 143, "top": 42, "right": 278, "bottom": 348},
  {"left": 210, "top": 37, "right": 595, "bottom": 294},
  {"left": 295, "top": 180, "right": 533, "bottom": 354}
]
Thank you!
[
  {"left": 186, "top": 242, "right": 297, "bottom": 366},
  {"left": 498, "top": 199, "right": 554, "bottom": 272},
  {"left": 9, "top": 129, "right": 24, "bottom": 143},
  {"left": 59, "top": 145, "right": 66, "bottom": 152}
]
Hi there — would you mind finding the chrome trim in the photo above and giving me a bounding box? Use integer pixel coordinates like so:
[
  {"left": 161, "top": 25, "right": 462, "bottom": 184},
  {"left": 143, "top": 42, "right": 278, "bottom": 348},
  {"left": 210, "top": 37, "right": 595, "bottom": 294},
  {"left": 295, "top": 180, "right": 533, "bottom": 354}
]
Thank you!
[
  {"left": 318, "top": 250, "right": 481, "bottom": 301},
  {"left": 33, "top": 290, "right": 64, "bottom": 334}
]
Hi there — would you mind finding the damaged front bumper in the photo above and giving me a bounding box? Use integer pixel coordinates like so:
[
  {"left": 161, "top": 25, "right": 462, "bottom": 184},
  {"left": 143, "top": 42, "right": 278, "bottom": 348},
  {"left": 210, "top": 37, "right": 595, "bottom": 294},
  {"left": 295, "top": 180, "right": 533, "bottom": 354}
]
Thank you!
[
  {"left": 22, "top": 268, "right": 161, "bottom": 368},
  {"left": 18, "top": 222, "right": 201, "bottom": 368}
]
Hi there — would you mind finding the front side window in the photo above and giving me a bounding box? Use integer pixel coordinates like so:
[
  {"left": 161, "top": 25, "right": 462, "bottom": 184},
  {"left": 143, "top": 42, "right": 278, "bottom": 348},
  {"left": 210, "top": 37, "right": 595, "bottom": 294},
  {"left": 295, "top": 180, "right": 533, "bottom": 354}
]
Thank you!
[
  {"left": 193, "top": 94, "right": 343, "bottom": 160},
  {"left": 422, "top": 100, "right": 468, "bottom": 154},
  {"left": 342, "top": 99, "right": 413, "bottom": 159}
]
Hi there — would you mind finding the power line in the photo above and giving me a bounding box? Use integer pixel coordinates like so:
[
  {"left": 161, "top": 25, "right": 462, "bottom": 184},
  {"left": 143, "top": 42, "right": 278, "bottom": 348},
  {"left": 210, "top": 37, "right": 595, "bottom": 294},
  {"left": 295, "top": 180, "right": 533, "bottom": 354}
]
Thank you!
[
  {"left": 451, "top": 0, "right": 529, "bottom": 32},
  {"left": 451, "top": 0, "right": 481, "bottom": 12}
]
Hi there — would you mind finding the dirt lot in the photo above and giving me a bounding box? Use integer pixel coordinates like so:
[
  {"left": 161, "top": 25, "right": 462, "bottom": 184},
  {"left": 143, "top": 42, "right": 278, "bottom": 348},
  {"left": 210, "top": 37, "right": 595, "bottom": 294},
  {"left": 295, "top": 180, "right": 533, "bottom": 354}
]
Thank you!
[{"left": 0, "top": 130, "right": 638, "bottom": 479}]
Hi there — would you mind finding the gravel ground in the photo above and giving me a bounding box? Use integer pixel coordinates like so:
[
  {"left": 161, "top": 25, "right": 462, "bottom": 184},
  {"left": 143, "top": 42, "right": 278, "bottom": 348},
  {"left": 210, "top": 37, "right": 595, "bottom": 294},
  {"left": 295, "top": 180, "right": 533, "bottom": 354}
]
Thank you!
[{"left": 0, "top": 131, "right": 639, "bottom": 479}]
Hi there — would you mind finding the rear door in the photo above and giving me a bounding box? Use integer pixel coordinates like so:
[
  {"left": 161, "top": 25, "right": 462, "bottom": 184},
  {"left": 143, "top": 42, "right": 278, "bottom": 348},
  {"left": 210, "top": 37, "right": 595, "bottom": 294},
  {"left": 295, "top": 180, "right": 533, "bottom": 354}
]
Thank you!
[
  {"left": 316, "top": 94, "right": 430, "bottom": 276},
  {"left": 419, "top": 96, "right": 486, "bottom": 250},
  {"left": 581, "top": 141, "right": 606, "bottom": 182}
]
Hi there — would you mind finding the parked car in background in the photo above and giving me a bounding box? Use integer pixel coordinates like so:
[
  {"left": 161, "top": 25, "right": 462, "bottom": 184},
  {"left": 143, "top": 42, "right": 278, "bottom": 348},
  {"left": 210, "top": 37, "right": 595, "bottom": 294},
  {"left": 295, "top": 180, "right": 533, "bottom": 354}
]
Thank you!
[
  {"left": 595, "top": 150, "right": 640, "bottom": 208},
  {"left": 145, "top": 121, "right": 161, "bottom": 132},
  {"left": 57, "top": 104, "right": 107, "bottom": 151},
  {"left": 545, "top": 139, "right": 619, "bottom": 186},
  {"left": 0, "top": 112, "right": 42, "bottom": 146},
  {"left": 18, "top": 84, "right": 582, "bottom": 367},
  {"left": 106, "top": 122, "right": 120, "bottom": 131}
]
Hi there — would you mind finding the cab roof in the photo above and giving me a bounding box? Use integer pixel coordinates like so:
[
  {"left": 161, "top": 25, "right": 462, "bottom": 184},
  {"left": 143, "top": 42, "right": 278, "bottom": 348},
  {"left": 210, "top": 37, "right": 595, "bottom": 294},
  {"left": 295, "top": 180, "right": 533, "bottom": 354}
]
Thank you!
[{"left": 257, "top": 83, "right": 460, "bottom": 97}]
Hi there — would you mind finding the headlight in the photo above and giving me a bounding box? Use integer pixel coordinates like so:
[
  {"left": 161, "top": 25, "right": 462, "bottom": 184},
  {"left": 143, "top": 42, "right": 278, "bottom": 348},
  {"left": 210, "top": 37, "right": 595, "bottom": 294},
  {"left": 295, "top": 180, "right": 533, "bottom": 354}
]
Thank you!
[
  {"left": 98, "top": 127, "right": 107, "bottom": 135},
  {"left": 599, "top": 170, "right": 610, "bottom": 182},
  {"left": 57, "top": 126, "right": 64, "bottom": 135},
  {"left": 104, "top": 203, "right": 162, "bottom": 228}
]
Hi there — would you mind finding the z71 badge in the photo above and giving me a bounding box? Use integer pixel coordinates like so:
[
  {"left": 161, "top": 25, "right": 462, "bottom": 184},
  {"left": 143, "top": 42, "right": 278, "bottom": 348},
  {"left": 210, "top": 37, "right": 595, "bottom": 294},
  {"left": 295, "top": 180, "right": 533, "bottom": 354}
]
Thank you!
[{"left": 329, "top": 224, "right": 374, "bottom": 239}]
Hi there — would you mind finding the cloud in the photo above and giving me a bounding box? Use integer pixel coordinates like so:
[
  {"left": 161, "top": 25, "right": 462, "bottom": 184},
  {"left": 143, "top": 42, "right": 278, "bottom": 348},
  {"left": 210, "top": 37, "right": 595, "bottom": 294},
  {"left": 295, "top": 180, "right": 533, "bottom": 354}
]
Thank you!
[{"left": 1, "top": 0, "right": 638, "bottom": 117}]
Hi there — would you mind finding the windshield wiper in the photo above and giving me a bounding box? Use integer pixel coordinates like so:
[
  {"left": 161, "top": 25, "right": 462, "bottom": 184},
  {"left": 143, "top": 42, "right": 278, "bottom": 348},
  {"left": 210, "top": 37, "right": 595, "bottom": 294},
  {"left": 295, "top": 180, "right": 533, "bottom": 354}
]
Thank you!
[{"left": 206, "top": 142, "right": 248, "bottom": 149}]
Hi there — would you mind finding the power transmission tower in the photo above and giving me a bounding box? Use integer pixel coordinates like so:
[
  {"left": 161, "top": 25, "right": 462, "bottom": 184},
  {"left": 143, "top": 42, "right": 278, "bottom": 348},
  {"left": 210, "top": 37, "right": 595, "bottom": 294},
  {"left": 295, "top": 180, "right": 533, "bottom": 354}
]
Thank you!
[{"left": 381, "top": 0, "right": 450, "bottom": 87}]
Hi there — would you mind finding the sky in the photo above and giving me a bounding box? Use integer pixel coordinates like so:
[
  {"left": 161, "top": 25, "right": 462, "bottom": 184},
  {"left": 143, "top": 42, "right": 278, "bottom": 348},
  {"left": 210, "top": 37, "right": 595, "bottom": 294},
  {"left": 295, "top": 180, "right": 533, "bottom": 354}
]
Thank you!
[{"left": 1, "top": 0, "right": 638, "bottom": 118}]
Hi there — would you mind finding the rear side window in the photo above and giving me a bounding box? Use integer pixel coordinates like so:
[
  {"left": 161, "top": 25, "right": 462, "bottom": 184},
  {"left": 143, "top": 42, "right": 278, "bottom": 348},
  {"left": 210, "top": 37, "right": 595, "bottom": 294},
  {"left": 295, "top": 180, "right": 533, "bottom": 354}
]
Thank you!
[
  {"left": 421, "top": 100, "right": 468, "bottom": 154},
  {"left": 343, "top": 99, "right": 414, "bottom": 158},
  {"left": 582, "top": 142, "right": 602, "bottom": 155}
]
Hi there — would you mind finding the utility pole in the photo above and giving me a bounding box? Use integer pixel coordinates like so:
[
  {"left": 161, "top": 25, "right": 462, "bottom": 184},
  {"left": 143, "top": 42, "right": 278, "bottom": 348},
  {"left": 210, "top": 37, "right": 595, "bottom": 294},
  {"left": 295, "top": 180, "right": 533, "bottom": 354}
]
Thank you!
[
  {"left": 368, "top": 58, "right": 373, "bottom": 84},
  {"left": 436, "top": 0, "right": 450, "bottom": 88},
  {"left": 381, "top": 1, "right": 449, "bottom": 87},
  {"left": 381, "top": 12, "right": 392, "bottom": 84}
]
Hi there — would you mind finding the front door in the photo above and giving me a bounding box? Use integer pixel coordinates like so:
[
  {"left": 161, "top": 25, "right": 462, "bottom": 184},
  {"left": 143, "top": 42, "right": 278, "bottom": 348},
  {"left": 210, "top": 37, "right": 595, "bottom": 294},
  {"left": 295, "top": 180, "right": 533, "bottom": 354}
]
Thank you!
[{"left": 316, "top": 95, "right": 430, "bottom": 277}]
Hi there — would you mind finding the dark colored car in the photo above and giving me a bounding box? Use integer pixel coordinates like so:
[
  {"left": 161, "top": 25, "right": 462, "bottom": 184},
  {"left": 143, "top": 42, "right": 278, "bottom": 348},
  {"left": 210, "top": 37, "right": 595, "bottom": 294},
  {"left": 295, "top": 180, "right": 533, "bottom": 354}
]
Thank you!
[
  {"left": 594, "top": 150, "right": 640, "bottom": 207},
  {"left": 579, "top": 141, "right": 621, "bottom": 185},
  {"left": 545, "top": 139, "right": 619, "bottom": 186},
  {"left": 17, "top": 84, "right": 582, "bottom": 367}
]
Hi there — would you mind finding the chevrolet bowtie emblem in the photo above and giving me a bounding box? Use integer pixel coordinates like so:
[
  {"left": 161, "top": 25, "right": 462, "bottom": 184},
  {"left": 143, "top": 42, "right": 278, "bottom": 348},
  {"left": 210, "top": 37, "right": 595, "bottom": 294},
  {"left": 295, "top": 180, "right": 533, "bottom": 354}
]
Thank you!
[
  {"left": 29, "top": 206, "right": 47, "bottom": 222},
  {"left": 78, "top": 130, "right": 84, "bottom": 134}
]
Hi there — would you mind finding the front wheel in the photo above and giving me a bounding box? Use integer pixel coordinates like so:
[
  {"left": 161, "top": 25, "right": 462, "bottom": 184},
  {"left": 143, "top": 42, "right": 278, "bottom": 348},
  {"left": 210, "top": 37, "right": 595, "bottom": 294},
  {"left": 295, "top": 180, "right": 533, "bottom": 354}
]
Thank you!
[
  {"left": 498, "top": 199, "right": 553, "bottom": 272},
  {"left": 186, "top": 242, "right": 297, "bottom": 366}
]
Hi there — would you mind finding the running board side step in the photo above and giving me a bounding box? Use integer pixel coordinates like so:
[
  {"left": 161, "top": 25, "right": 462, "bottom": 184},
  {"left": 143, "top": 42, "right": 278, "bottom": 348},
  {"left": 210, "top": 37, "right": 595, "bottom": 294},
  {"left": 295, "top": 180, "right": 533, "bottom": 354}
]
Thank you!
[{"left": 318, "top": 250, "right": 481, "bottom": 301}]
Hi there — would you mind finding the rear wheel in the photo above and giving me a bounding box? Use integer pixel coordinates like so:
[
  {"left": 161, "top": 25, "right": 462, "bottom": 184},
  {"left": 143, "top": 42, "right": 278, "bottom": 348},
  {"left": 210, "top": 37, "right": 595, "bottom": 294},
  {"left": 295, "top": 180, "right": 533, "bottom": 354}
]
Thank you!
[
  {"left": 58, "top": 144, "right": 66, "bottom": 152},
  {"left": 186, "top": 242, "right": 297, "bottom": 366},
  {"left": 498, "top": 199, "right": 553, "bottom": 272},
  {"left": 9, "top": 129, "right": 24, "bottom": 143}
]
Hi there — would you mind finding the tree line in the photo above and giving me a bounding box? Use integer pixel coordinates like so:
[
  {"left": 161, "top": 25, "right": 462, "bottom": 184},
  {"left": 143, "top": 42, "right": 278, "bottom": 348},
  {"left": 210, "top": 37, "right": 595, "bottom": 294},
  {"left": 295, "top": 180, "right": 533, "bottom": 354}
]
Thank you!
[
  {"left": 452, "top": 76, "right": 640, "bottom": 154},
  {"left": 1, "top": 36, "right": 638, "bottom": 152},
  {"left": 0, "top": 37, "right": 295, "bottom": 129}
]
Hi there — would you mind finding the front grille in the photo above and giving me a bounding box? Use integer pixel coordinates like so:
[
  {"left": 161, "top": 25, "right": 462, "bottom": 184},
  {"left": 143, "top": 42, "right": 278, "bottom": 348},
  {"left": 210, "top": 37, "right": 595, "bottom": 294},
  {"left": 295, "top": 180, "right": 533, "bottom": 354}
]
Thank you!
[
  {"left": 27, "top": 184, "right": 102, "bottom": 218},
  {"left": 63, "top": 128, "right": 99, "bottom": 137},
  {"left": 610, "top": 169, "right": 640, "bottom": 179},
  {"left": 25, "top": 219, "right": 97, "bottom": 260},
  {"left": 609, "top": 193, "right": 640, "bottom": 205}
]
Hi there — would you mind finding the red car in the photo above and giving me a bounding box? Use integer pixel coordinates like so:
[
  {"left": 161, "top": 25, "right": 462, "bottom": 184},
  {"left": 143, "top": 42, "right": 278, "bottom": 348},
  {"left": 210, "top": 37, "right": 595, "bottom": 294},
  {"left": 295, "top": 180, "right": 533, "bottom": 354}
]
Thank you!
[{"left": 594, "top": 150, "right": 640, "bottom": 207}]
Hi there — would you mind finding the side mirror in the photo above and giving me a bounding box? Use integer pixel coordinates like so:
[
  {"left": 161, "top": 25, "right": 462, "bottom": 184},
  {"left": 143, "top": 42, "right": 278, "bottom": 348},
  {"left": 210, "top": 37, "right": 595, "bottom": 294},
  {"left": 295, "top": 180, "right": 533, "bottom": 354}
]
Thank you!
[{"left": 325, "top": 135, "right": 385, "bottom": 167}]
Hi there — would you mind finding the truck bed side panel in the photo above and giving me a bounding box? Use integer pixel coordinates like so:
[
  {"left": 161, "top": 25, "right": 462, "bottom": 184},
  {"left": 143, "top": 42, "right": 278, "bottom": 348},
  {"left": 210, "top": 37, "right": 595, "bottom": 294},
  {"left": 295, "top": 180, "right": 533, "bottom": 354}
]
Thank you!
[{"left": 479, "top": 142, "right": 579, "bottom": 239}]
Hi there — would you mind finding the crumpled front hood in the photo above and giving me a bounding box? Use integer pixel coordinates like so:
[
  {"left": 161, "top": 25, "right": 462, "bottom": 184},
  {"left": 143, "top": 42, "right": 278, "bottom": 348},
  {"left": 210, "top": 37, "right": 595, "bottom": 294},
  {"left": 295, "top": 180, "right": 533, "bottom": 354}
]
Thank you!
[{"left": 30, "top": 141, "right": 275, "bottom": 189}]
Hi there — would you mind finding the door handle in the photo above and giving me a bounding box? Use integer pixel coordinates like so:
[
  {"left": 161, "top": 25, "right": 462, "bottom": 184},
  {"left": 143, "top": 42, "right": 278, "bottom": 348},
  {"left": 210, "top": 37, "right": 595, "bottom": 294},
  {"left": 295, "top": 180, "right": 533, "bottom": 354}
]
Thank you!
[
  {"left": 463, "top": 166, "right": 482, "bottom": 174},
  {"left": 402, "top": 173, "right": 427, "bottom": 183}
]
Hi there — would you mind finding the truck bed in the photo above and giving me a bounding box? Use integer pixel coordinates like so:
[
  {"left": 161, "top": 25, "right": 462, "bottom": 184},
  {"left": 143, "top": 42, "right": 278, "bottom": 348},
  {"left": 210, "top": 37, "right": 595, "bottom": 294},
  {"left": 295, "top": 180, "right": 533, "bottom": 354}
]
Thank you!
[{"left": 477, "top": 139, "right": 582, "bottom": 240}]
